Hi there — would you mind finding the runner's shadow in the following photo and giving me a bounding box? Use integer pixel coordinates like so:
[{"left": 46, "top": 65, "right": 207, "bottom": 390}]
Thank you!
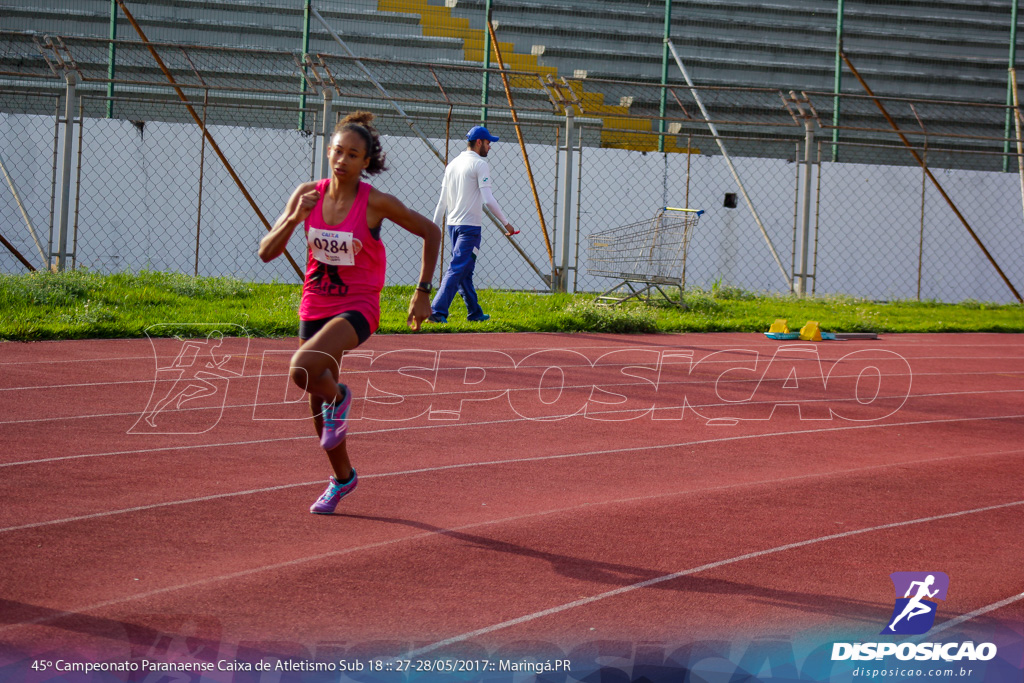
[
  {"left": 337, "top": 514, "right": 888, "bottom": 623},
  {"left": 339, "top": 513, "right": 659, "bottom": 586},
  {"left": 664, "top": 576, "right": 889, "bottom": 625},
  {"left": 540, "top": 332, "right": 743, "bottom": 355},
  {"left": 0, "top": 598, "right": 222, "bottom": 659}
]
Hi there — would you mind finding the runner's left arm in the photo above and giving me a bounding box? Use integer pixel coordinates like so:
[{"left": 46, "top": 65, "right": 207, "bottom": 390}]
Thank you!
[{"left": 369, "top": 190, "right": 441, "bottom": 331}]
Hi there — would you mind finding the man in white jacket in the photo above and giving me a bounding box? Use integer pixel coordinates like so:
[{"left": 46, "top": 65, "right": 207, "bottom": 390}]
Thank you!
[{"left": 428, "top": 125, "right": 517, "bottom": 323}]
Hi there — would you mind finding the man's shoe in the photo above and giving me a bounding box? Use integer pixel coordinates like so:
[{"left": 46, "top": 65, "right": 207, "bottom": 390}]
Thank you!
[
  {"left": 468, "top": 313, "right": 491, "bottom": 322},
  {"left": 428, "top": 313, "right": 448, "bottom": 323},
  {"left": 310, "top": 470, "right": 358, "bottom": 514},
  {"left": 320, "top": 383, "right": 352, "bottom": 451}
]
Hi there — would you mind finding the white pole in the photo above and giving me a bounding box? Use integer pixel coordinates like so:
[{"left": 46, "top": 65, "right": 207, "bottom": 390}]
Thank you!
[
  {"left": 559, "top": 109, "right": 575, "bottom": 292},
  {"left": 317, "top": 88, "right": 332, "bottom": 179},
  {"left": 0, "top": 152, "right": 47, "bottom": 265},
  {"left": 798, "top": 115, "right": 815, "bottom": 297},
  {"left": 56, "top": 72, "right": 77, "bottom": 272},
  {"left": 1010, "top": 67, "right": 1024, "bottom": 223},
  {"left": 666, "top": 39, "right": 792, "bottom": 289}
]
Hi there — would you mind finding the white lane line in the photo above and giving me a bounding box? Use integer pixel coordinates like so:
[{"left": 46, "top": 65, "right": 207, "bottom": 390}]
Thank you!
[
  {"left": 1, "top": 370, "right": 1021, "bottom": 426},
  {"left": 3, "top": 380, "right": 1023, "bottom": 469},
  {"left": 2, "top": 337, "right": 1022, "bottom": 369},
  {"left": 0, "top": 436, "right": 308, "bottom": 469},
  {"left": 2, "top": 464, "right": 1021, "bottom": 637},
  {"left": 402, "top": 499, "right": 1024, "bottom": 658},
  {"left": 4, "top": 352, "right": 1019, "bottom": 389},
  {"left": 0, "top": 409, "right": 1021, "bottom": 534},
  {"left": 927, "top": 591, "right": 1024, "bottom": 636}
]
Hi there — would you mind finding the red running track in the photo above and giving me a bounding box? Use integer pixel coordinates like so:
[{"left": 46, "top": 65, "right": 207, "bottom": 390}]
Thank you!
[{"left": 0, "top": 331, "right": 1022, "bottom": 664}]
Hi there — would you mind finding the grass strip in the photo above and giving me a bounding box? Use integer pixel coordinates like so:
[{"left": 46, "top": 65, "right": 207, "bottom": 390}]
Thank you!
[{"left": 1, "top": 270, "right": 1021, "bottom": 341}]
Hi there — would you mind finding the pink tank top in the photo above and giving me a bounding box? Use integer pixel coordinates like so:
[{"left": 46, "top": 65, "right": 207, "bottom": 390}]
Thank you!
[{"left": 299, "top": 179, "right": 386, "bottom": 332}]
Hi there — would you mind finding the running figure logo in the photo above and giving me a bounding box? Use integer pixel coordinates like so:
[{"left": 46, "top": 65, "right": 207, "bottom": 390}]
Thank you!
[
  {"left": 129, "top": 324, "right": 249, "bottom": 435},
  {"left": 881, "top": 572, "right": 949, "bottom": 635}
]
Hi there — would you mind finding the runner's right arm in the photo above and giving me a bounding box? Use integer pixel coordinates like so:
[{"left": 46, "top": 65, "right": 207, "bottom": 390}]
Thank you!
[{"left": 259, "top": 181, "right": 319, "bottom": 262}]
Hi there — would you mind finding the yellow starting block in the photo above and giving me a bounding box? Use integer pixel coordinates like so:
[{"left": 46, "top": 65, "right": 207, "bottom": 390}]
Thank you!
[
  {"left": 799, "top": 320, "right": 822, "bottom": 341},
  {"left": 766, "top": 318, "right": 845, "bottom": 341}
]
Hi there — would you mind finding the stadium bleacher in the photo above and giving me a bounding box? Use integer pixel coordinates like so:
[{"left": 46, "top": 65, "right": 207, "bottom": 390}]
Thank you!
[{"left": 2, "top": 0, "right": 1021, "bottom": 152}]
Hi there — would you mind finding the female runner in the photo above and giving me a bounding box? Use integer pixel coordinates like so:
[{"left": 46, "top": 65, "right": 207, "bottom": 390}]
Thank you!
[{"left": 260, "top": 111, "right": 440, "bottom": 514}]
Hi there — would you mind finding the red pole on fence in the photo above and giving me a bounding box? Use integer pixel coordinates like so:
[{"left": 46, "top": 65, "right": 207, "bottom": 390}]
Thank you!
[
  {"left": 487, "top": 20, "right": 555, "bottom": 266},
  {"left": 842, "top": 51, "right": 1022, "bottom": 303},
  {"left": 0, "top": 230, "right": 37, "bottom": 272},
  {"left": 115, "top": 0, "right": 305, "bottom": 281}
]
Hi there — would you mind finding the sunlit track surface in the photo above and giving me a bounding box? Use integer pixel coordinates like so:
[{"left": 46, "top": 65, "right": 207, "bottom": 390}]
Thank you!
[{"left": 0, "top": 332, "right": 1021, "bottom": 675}]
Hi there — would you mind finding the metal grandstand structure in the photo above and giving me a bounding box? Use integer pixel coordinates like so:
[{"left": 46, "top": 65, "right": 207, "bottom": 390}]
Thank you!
[{"left": 2, "top": 1, "right": 1024, "bottom": 303}]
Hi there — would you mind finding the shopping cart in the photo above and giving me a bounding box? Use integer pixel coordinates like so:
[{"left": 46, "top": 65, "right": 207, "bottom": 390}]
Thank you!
[{"left": 586, "top": 207, "right": 704, "bottom": 306}]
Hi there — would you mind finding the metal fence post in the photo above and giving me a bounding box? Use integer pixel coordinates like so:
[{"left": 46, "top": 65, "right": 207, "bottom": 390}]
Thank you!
[
  {"left": 55, "top": 72, "right": 77, "bottom": 272},
  {"left": 1012, "top": 67, "right": 1024, "bottom": 221},
  {"left": 480, "top": 0, "right": 492, "bottom": 122},
  {"left": 658, "top": 0, "right": 671, "bottom": 153},
  {"left": 789, "top": 91, "right": 816, "bottom": 297},
  {"left": 574, "top": 124, "right": 584, "bottom": 293},
  {"left": 797, "top": 114, "right": 815, "bottom": 297},
  {"left": 1004, "top": 0, "right": 1020, "bottom": 172},
  {"left": 917, "top": 144, "right": 928, "bottom": 300},
  {"left": 299, "top": 0, "right": 312, "bottom": 131},
  {"left": 317, "top": 88, "right": 332, "bottom": 179},
  {"left": 106, "top": 0, "right": 117, "bottom": 119},
  {"left": 791, "top": 140, "right": 800, "bottom": 292},
  {"left": 194, "top": 91, "right": 209, "bottom": 276},
  {"left": 831, "top": 0, "right": 844, "bottom": 162},
  {"left": 558, "top": 108, "right": 574, "bottom": 292}
]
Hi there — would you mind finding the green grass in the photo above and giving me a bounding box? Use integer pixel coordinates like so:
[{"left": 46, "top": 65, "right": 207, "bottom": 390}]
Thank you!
[{"left": 1, "top": 270, "right": 1021, "bottom": 341}]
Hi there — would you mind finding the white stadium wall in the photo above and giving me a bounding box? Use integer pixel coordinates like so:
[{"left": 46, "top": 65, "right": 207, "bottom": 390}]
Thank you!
[{"left": 2, "top": 113, "right": 1022, "bottom": 303}]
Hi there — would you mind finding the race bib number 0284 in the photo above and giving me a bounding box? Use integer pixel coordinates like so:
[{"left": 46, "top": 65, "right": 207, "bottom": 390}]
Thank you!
[{"left": 308, "top": 227, "right": 354, "bottom": 266}]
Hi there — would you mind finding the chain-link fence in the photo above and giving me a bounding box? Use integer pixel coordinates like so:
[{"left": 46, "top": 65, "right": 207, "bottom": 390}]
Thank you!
[
  {"left": 2, "top": 30, "right": 1023, "bottom": 303},
  {"left": 69, "top": 97, "right": 318, "bottom": 280},
  {"left": 815, "top": 138, "right": 1024, "bottom": 302},
  {"left": 1, "top": 90, "right": 60, "bottom": 273}
]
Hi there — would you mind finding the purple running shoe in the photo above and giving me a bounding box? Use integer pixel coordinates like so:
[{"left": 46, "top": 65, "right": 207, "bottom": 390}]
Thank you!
[
  {"left": 320, "top": 383, "right": 352, "bottom": 451},
  {"left": 310, "top": 470, "right": 358, "bottom": 514}
]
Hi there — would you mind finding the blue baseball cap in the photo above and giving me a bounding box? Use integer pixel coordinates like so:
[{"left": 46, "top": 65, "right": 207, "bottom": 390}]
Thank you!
[{"left": 466, "top": 125, "right": 499, "bottom": 142}]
